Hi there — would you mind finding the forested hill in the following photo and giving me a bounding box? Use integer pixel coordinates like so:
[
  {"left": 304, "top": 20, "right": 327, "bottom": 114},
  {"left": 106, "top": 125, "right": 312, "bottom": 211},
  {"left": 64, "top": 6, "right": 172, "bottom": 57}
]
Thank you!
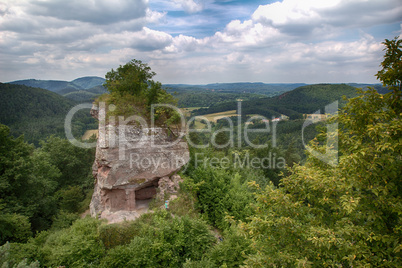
[
  {"left": 9, "top": 76, "right": 107, "bottom": 102},
  {"left": 0, "top": 83, "right": 97, "bottom": 145},
  {"left": 193, "top": 83, "right": 360, "bottom": 119},
  {"left": 9, "top": 76, "right": 105, "bottom": 92}
]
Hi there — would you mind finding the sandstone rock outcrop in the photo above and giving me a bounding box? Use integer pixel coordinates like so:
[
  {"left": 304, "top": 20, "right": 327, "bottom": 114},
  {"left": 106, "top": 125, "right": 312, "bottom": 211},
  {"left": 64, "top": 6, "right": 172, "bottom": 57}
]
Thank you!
[{"left": 89, "top": 103, "right": 189, "bottom": 222}]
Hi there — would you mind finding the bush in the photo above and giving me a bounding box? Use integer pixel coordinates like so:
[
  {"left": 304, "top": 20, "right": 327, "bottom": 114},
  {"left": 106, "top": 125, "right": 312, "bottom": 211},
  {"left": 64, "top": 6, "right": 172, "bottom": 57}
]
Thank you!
[
  {"left": 0, "top": 242, "right": 40, "bottom": 268},
  {"left": 41, "top": 217, "right": 105, "bottom": 267},
  {"left": 189, "top": 167, "right": 253, "bottom": 230},
  {"left": 101, "top": 211, "right": 215, "bottom": 267},
  {"left": 99, "top": 221, "right": 141, "bottom": 250},
  {"left": 207, "top": 226, "right": 253, "bottom": 267}
]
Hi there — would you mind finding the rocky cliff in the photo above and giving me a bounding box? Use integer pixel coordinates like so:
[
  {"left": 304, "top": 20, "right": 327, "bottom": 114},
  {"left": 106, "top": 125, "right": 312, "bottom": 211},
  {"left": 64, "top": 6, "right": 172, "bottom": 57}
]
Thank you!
[{"left": 89, "top": 103, "right": 189, "bottom": 222}]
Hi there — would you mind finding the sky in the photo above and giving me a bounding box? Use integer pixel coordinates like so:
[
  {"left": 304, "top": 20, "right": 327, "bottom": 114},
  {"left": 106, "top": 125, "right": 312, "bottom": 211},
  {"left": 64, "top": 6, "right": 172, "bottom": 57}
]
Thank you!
[{"left": 0, "top": 0, "right": 401, "bottom": 84}]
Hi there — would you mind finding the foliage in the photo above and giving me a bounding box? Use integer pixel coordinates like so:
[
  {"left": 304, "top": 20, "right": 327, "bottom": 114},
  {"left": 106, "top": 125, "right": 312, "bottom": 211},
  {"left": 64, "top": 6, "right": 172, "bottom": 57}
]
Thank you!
[
  {"left": 376, "top": 36, "right": 402, "bottom": 113},
  {"left": 100, "top": 59, "right": 180, "bottom": 128},
  {"left": 99, "top": 221, "right": 141, "bottom": 250},
  {"left": 105, "top": 59, "right": 155, "bottom": 96},
  {"left": 0, "top": 126, "right": 95, "bottom": 236},
  {"left": 100, "top": 211, "right": 215, "bottom": 267},
  {"left": 39, "top": 136, "right": 94, "bottom": 189},
  {"left": 240, "top": 88, "right": 402, "bottom": 267},
  {"left": 188, "top": 166, "right": 254, "bottom": 230},
  {"left": 0, "top": 213, "right": 32, "bottom": 244},
  {"left": 207, "top": 226, "right": 254, "bottom": 267},
  {"left": 50, "top": 210, "right": 80, "bottom": 230},
  {"left": 0, "top": 125, "right": 60, "bottom": 232},
  {"left": 182, "top": 258, "right": 216, "bottom": 268},
  {"left": 57, "top": 186, "right": 85, "bottom": 213},
  {"left": 0, "top": 242, "right": 40, "bottom": 268}
]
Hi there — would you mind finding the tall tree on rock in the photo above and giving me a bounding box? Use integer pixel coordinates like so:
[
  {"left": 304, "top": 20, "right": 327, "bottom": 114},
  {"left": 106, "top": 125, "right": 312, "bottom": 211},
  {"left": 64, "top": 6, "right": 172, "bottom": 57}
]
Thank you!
[{"left": 104, "top": 59, "right": 155, "bottom": 96}]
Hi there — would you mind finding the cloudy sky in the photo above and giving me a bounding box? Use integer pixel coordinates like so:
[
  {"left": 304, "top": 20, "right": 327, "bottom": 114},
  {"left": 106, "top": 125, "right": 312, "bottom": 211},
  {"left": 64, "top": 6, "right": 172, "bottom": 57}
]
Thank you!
[{"left": 0, "top": 0, "right": 401, "bottom": 84}]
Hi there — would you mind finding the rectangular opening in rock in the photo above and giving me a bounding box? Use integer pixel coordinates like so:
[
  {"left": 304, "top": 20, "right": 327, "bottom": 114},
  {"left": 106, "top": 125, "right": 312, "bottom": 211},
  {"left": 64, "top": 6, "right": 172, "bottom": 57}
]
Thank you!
[{"left": 135, "top": 185, "right": 157, "bottom": 200}]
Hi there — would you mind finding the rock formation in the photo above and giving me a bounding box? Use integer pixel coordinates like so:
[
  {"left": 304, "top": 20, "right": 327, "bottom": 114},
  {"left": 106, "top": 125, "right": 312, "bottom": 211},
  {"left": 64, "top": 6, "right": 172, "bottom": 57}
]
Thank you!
[{"left": 89, "top": 103, "right": 189, "bottom": 222}]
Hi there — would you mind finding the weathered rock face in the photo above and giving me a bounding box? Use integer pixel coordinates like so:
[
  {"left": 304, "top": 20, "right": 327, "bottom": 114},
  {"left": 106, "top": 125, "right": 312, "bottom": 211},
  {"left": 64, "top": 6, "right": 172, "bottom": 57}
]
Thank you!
[{"left": 89, "top": 104, "right": 189, "bottom": 221}]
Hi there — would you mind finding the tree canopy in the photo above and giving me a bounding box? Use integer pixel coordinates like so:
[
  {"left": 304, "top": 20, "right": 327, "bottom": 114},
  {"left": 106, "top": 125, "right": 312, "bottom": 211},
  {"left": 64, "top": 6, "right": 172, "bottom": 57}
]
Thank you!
[{"left": 104, "top": 59, "right": 155, "bottom": 96}]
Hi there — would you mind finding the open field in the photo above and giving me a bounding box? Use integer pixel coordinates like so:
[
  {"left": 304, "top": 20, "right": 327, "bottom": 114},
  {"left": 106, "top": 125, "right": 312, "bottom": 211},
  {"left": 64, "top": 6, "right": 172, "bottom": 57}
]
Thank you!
[
  {"left": 196, "top": 110, "right": 238, "bottom": 123},
  {"left": 82, "top": 129, "right": 98, "bottom": 140},
  {"left": 187, "top": 110, "right": 239, "bottom": 129}
]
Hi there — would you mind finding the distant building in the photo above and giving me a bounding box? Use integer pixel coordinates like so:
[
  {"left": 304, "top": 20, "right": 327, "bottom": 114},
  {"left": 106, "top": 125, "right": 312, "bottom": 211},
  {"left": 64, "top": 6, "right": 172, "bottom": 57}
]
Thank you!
[
  {"left": 272, "top": 115, "right": 289, "bottom": 122},
  {"left": 304, "top": 114, "right": 327, "bottom": 121}
]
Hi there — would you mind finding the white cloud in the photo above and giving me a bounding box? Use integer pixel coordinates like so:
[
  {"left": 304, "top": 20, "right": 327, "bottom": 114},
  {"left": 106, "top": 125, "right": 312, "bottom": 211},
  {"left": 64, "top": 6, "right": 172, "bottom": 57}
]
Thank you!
[
  {"left": 252, "top": 0, "right": 402, "bottom": 38},
  {"left": 0, "top": 0, "right": 400, "bottom": 83},
  {"left": 172, "top": 0, "right": 203, "bottom": 13},
  {"left": 211, "top": 20, "right": 282, "bottom": 48},
  {"left": 145, "top": 8, "right": 167, "bottom": 24},
  {"left": 129, "top": 27, "right": 173, "bottom": 51},
  {"left": 165, "top": 34, "right": 200, "bottom": 53}
]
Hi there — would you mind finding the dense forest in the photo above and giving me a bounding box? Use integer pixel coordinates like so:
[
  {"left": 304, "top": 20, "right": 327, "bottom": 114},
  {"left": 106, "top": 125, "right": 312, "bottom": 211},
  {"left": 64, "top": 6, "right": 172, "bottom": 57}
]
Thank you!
[
  {"left": 0, "top": 37, "right": 401, "bottom": 267},
  {"left": 0, "top": 83, "right": 98, "bottom": 146}
]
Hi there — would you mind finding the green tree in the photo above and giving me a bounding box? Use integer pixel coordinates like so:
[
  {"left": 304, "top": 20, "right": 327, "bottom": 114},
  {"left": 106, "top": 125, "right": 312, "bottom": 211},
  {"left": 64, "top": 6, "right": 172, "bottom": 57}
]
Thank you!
[
  {"left": 0, "top": 125, "right": 61, "bottom": 232},
  {"left": 41, "top": 217, "right": 105, "bottom": 267},
  {"left": 57, "top": 185, "right": 85, "bottom": 213},
  {"left": 101, "top": 59, "right": 180, "bottom": 126},
  {"left": 376, "top": 36, "right": 402, "bottom": 92},
  {"left": 104, "top": 59, "right": 155, "bottom": 96},
  {"left": 376, "top": 36, "right": 402, "bottom": 112},
  {"left": 240, "top": 87, "right": 402, "bottom": 267},
  {"left": 39, "top": 136, "right": 94, "bottom": 189},
  {"left": 239, "top": 39, "right": 402, "bottom": 266}
]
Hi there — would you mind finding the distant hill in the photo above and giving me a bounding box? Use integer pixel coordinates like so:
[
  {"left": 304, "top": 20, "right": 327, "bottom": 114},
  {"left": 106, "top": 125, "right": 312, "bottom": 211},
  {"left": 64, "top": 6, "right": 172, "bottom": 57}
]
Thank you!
[
  {"left": 9, "top": 76, "right": 107, "bottom": 102},
  {"left": 193, "top": 84, "right": 360, "bottom": 119},
  {"left": 346, "top": 83, "right": 388, "bottom": 94},
  {"left": 0, "top": 83, "right": 97, "bottom": 145},
  {"left": 164, "top": 82, "right": 306, "bottom": 96},
  {"left": 163, "top": 82, "right": 307, "bottom": 108},
  {"left": 9, "top": 79, "right": 79, "bottom": 92},
  {"left": 71, "top": 76, "right": 106, "bottom": 89}
]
